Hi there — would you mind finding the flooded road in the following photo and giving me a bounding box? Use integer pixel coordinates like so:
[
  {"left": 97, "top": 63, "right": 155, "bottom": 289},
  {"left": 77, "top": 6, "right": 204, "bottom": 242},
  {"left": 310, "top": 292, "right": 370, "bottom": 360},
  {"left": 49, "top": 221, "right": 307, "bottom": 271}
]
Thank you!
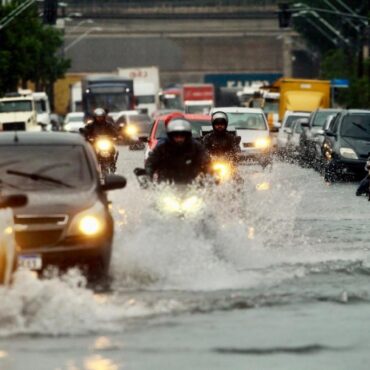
[{"left": 1, "top": 147, "right": 370, "bottom": 370}]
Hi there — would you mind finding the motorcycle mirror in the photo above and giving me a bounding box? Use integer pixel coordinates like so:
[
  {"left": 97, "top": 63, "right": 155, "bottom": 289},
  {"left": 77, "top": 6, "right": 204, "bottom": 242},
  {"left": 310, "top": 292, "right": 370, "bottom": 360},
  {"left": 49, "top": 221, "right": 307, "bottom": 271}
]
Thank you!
[
  {"left": 0, "top": 194, "right": 28, "bottom": 209},
  {"left": 134, "top": 168, "right": 147, "bottom": 177},
  {"left": 101, "top": 174, "right": 127, "bottom": 191}
]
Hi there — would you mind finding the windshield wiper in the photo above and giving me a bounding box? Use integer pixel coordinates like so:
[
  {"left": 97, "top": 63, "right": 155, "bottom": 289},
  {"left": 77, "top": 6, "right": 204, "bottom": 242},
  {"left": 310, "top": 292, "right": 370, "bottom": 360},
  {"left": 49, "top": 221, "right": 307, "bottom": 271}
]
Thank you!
[
  {"left": 6, "top": 170, "right": 74, "bottom": 188},
  {"left": 352, "top": 122, "right": 368, "bottom": 133}
]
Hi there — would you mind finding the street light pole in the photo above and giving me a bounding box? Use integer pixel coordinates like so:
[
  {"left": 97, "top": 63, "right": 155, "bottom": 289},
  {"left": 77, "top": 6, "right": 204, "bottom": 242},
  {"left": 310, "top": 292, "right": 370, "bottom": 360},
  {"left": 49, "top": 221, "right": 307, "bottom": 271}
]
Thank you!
[{"left": 64, "top": 27, "right": 102, "bottom": 52}]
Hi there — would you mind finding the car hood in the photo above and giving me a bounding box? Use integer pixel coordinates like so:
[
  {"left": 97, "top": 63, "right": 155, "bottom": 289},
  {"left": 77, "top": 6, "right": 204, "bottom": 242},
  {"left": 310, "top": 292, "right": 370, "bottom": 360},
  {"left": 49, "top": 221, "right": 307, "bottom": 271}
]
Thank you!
[
  {"left": 10, "top": 187, "right": 98, "bottom": 216},
  {"left": 342, "top": 137, "right": 370, "bottom": 158},
  {"left": 236, "top": 129, "right": 269, "bottom": 143}
]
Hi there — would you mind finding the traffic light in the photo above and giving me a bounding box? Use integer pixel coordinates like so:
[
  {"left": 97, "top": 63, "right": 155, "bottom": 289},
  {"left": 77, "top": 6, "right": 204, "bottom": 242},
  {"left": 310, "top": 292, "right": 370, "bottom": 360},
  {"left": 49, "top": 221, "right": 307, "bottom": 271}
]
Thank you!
[
  {"left": 278, "top": 3, "right": 292, "bottom": 28},
  {"left": 43, "top": 0, "right": 58, "bottom": 25}
]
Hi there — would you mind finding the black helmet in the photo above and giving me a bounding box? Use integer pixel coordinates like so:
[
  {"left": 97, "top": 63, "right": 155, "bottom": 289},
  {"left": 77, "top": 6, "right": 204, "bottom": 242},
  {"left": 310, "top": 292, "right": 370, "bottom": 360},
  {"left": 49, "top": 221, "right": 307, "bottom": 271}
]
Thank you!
[{"left": 211, "top": 111, "right": 228, "bottom": 130}]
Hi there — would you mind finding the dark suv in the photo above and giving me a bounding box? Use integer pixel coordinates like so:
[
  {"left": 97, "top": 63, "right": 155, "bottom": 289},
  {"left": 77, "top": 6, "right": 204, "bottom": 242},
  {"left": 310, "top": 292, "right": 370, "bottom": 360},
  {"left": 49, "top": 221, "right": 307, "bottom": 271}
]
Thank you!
[
  {"left": 321, "top": 110, "right": 370, "bottom": 181},
  {"left": 299, "top": 108, "right": 342, "bottom": 167},
  {"left": 0, "top": 132, "right": 126, "bottom": 279}
]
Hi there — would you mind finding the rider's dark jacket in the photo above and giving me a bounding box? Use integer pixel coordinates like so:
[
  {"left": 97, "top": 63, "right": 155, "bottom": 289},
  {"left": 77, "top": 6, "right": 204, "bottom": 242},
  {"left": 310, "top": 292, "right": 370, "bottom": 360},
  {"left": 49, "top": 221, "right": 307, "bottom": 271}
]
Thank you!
[
  {"left": 202, "top": 131, "right": 240, "bottom": 160},
  {"left": 145, "top": 138, "right": 211, "bottom": 184},
  {"left": 83, "top": 119, "right": 118, "bottom": 140}
]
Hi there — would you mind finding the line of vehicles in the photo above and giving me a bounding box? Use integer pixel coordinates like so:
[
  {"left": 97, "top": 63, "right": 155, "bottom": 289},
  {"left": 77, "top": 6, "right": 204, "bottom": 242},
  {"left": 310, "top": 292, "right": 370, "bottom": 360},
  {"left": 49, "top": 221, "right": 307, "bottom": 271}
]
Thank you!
[{"left": 1, "top": 73, "right": 368, "bottom": 287}]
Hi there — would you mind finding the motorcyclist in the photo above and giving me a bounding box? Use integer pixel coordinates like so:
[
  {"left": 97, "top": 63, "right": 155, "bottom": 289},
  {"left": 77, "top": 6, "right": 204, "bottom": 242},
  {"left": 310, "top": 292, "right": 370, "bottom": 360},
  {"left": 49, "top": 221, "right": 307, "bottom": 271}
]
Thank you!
[
  {"left": 83, "top": 108, "right": 118, "bottom": 140},
  {"left": 82, "top": 107, "right": 119, "bottom": 172},
  {"left": 145, "top": 118, "right": 211, "bottom": 184},
  {"left": 203, "top": 111, "right": 240, "bottom": 161}
]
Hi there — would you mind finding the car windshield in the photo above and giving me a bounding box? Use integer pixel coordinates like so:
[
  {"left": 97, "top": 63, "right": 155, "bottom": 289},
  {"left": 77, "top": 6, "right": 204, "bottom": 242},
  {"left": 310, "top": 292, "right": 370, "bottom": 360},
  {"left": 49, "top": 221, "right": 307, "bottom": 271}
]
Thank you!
[
  {"left": 0, "top": 100, "right": 33, "bottom": 113},
  {"left": 313, "top": 111, "right": 340, "bottom": 127},
  {"left": 226, "top": 113, "right": 267, "bottom": 130},
  {"left": 341, "top": 114, "right": 370, "bottom": 140},
  {"left": 155, "top": 119, "right": 211, "bottom": 138},
  {"left": 284, "top": 115, "right": 307, "bottom": 128},
  {"left": 0, "top": 145, "right": 92, "bottom": 191}
]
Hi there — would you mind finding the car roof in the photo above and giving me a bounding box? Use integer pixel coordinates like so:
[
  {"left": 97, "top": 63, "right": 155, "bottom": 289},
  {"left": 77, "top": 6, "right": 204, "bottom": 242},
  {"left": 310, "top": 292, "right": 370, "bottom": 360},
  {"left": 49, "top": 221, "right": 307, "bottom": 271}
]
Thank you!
[
  {"left": 211, "top": 107, "right": 264, "bottom": 114},
  {"left": 344, "top": 109, "right": 370, "bottom": 114},
  {"left": 0, "top": 132, "right": 87, "bottom": 146},
  {"left": 156, "top": 113, "right": 211, "bottom": 122}
]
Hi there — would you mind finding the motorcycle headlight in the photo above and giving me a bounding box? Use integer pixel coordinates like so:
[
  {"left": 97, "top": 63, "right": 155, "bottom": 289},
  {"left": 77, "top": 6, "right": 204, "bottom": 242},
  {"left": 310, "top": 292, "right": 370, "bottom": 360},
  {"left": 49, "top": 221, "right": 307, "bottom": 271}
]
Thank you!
[
  {"left": 125, "top": 125, "right": 138, "bottom": 137},
  {"left": 159, "top": 195, "right": 182, "bottom": 213},
  {"left": 340, "top": 147, "right": 358, "bottom": 159},
  {"left": 212, "top": 161, "right": 232, "bottom": 181},
  {"left": 255, "top": 137, "right": 270, "bottom": 149},
  {"left": 67, "top": 202, "right": 107, "bottom": 237},
  {"left": 182, "top": 196, "right": 203, "bottom": 214},
  {"left": 96, "top": 138, "right": 113, "bottom": 152}
]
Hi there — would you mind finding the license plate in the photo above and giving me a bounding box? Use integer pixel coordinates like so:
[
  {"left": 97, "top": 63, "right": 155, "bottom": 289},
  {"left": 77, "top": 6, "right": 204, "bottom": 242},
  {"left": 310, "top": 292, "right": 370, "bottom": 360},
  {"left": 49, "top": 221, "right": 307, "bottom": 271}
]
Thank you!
[{"left": 18, "top": 255, "right": 42, "bottom": 270}]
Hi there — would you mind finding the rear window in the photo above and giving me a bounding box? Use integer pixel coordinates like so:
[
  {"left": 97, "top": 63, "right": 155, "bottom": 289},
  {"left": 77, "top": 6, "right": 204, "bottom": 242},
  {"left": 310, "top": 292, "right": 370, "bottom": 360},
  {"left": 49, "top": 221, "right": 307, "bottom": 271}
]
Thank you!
[
  {"left": 284, "top": 115, "right": 307, "bottom": 128},
  {"left": 312, "top": 111, "right": 340, "bottom": 127}
]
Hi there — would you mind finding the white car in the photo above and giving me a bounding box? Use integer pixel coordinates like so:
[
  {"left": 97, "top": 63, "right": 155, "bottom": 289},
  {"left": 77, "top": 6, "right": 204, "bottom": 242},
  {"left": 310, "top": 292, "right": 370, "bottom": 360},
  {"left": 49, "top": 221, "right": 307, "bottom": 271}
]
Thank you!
[
  {"left": 277, "top": 111, "right": 310, "bottom": 152},
  {"left": 64, "top": 112, "right": 85, "bottom": 133},
  {"left": 0, "top": 194, "right": 27, "bottom": 285},
  {"left": 210, "top": 107, "right": 272, "bottom": 167}
]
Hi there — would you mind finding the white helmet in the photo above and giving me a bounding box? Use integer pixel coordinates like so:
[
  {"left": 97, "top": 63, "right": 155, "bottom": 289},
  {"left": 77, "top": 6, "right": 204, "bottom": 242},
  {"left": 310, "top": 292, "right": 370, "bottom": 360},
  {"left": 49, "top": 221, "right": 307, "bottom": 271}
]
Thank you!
[{"left": 166, "top": 119, "right": 192, "bottom": 135}]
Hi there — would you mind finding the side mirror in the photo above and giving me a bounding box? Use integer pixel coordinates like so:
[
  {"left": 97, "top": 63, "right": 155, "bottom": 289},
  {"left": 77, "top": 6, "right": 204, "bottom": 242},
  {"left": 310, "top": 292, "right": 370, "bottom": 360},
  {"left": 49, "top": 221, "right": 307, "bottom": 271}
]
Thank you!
[
  {"left": 300, "top": 120, "right": 309, "bottom": 128},
  {"left": 139, "top": 137, "right": 148, "bottom": 143},
  {"left": 101, "top": 174, "right": 127, "bottom": 191},
  {"left": 79, "top": 127, "right": 86, "bottom": 135},
  {"left": 0, "top": 194, "right": 28, "bottom": 209},
  {"left": 270, "top": 126, "right": 279, "bottom": 133},
  {"left": 325, "top": 130, "right": 336, "bottom": 137}
]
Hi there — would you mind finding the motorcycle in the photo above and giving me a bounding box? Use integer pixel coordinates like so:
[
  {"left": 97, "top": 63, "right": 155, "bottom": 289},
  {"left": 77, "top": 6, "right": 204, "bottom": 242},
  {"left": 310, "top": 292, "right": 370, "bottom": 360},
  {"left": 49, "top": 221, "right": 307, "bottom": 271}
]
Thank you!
[
  {"left": 134, "top": 168, "right": 206, "bottom": 218},
  {"left": 90, "top": 136, "right": 117, "bottom": 177}
]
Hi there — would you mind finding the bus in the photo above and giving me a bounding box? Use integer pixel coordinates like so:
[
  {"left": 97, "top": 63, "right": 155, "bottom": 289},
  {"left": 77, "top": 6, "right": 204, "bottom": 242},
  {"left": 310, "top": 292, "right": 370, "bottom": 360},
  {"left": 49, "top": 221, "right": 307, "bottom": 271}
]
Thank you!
[{"left": 81, "top": 75, "right": 135, "bottom": 118}]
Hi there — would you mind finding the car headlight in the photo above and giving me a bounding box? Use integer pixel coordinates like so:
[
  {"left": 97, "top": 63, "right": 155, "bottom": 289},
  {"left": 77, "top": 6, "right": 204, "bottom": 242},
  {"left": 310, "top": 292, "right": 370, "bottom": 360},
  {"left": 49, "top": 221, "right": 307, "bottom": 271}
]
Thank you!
[
  {"left": 255, "top": 137, "right": 271, "bottom": 149},
  {"left": 67, "top": 202, "right": 107, "bottom": 237},
  {"left": 212, "top": 161, "right": 232, "bottom": 181},
  {"left": 64, "top": 123, "right": 71, "bottom": 131},
  {"left": 96, "top": 138, "right": 113, "bottom": 152},
  {"left": 339, "top": 147, "right": 358, "bottom": 159},
  {"left": 125, "top": 125, "right": 138, "bottom": 137},
  {"left": 159, "top": 195, "right": 182, "bottom": 213}
]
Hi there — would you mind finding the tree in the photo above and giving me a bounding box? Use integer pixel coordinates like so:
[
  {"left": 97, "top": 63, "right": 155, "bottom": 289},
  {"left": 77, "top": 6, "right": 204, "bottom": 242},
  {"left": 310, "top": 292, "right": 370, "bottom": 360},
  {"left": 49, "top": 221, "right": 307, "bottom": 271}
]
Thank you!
[{"left": 0, "top": 1, "right": 70, "bottom": 97}]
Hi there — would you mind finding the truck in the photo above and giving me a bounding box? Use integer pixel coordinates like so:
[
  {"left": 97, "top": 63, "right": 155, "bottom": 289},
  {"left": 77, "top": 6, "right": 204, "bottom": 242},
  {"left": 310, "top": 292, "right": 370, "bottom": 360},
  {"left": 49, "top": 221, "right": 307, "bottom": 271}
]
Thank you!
[
  {"left": 275, "top": 78, "right": 331, "bottom": 122},
  {"left": 81, "top": 74, "right": 135, "bottom": 119},
  {"left": 183, "top": 84, "right": 215, "bottom": 114},
  {"left": 117, "top": 66, "right": 160, "bottom": 116},
  {"left": 159, "top": 83, "right": 215, "bottom": 114},
  {"left": 0, "top": 93, "right": 39, "bottom": 131}
]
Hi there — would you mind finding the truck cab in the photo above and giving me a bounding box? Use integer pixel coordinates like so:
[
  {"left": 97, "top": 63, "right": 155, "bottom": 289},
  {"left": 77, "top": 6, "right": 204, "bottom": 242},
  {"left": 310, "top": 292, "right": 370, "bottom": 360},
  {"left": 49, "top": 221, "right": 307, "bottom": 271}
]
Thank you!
[{"left": 0, "top": 94, "right": 39, "bottom": 132}]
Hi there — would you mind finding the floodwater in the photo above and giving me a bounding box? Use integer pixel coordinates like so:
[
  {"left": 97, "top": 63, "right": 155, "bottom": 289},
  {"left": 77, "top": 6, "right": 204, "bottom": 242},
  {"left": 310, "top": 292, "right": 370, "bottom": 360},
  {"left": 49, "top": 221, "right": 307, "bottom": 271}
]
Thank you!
[{"left": 1, "top": 147, "right": 370, "bottom": 370}]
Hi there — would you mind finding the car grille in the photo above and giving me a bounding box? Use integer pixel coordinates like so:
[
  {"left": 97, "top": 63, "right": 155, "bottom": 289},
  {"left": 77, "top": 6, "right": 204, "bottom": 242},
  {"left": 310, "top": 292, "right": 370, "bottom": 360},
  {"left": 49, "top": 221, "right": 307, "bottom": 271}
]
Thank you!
[
  {"left": 14, "top": 214, "right": 68, "bottom": 250},
  {"left": 2, "top": 122, "right": 26, "bottom": 131},
  {"left": 243, "top": 142, "right": 255, "bottom": 148},
  {"left": 16, "top": 230, "right": 63, "bottom": 250}
]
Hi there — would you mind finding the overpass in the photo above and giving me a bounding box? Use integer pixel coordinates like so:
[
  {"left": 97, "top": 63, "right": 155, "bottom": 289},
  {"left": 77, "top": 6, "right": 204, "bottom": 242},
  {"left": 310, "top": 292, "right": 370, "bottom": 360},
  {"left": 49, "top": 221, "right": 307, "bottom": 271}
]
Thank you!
[{"left": 56, "top": 1, "right": 317, "bottom": 107}]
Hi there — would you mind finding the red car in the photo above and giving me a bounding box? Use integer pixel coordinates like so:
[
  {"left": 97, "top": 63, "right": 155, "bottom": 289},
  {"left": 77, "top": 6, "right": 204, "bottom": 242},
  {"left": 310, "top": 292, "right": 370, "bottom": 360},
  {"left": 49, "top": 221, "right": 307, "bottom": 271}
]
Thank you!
[{"left": 144, "top": 113, "right": 212, "bottom": 160}]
